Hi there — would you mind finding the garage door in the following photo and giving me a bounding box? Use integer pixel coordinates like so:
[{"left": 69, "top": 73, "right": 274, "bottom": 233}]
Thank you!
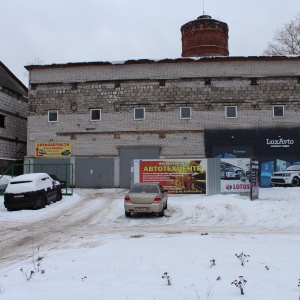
[
  {"left": 119, "top": 147, "right": 160, "bottom": 188},
  {"left": 75, "top": 157, "right": 114, "bottom": 188}
]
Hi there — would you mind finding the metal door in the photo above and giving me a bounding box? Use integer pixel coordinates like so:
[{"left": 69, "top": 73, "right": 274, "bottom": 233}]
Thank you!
[
  {"left": 119, "top": 147, "right": 160, "bottom": 188},
  {"left": 75, "top": 158, "right": 114, "bottom": 188}
]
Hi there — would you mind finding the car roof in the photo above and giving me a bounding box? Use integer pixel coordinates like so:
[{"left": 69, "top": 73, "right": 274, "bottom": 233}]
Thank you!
[
  {"left": 10, "top": 173, "right": 51, "bottom": 182},
  {"left": 286, "top": 165, "right": 300, "bottom": 170}
]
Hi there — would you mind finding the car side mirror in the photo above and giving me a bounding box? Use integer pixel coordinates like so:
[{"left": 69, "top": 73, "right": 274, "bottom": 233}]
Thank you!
[{"left": 163, "top": 189, "right": 168, "bottom": 193}]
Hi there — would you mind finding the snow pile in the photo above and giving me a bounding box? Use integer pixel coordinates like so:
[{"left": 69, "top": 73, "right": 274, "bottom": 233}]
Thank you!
[{"left": 0, "top": 187, "right": 299, "bottom": 299}]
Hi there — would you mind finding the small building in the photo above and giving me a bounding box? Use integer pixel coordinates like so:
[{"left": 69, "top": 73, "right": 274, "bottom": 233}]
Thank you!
[{"left": 0, "top": 62, "right": 28, "bottom": 174}]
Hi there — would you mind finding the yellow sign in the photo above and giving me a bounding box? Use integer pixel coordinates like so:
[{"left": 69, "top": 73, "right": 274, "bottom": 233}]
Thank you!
[{"left": 35, "top": 142, "right": 72, "bottom": 157}]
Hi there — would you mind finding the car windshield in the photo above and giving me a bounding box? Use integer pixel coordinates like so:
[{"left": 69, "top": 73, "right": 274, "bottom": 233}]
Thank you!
[
  {"left": 129, "top": 185, "right": 159, "bottom": 193},
  {"left": 285, "top": 165, "right": 300, "bottom": 171}
]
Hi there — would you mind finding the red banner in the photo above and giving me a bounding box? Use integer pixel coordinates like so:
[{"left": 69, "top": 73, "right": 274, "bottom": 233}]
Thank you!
[{"left": 139, "top": 160, "right": 207, "bottom": 194}]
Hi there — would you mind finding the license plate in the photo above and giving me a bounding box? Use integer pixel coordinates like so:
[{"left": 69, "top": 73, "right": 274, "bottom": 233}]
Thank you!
[{"left": 135, "top": 207, "right": 148, "bottom": 212}]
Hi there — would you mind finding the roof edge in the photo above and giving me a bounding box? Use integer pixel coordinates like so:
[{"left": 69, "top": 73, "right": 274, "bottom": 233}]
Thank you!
[
  {"left": 25, "top": 55, "right": 300, "bottom": 71},
  {"left": 0, "top": 61, "right": 28, "bottom": 91}
]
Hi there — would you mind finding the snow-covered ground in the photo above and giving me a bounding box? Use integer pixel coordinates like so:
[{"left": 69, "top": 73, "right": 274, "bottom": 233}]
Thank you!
[{"left": 0, "top": 187, "right": 299, "bottom": 299}]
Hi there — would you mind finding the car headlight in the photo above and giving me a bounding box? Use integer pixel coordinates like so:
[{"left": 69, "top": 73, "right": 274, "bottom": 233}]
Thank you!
[{"left": 283, "top": 173, "right": 291, "bottom": 177}]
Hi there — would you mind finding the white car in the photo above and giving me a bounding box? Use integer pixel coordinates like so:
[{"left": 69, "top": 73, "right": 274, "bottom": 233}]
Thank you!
[
  {"left": 124, "top": 182, "right": 168, "bottom": 217},
  {"left": 270, "top": 165, "right": 300, "bottom": 187},
  {"left": 4, "top": 173, "right": 64, "bottom": 211}
]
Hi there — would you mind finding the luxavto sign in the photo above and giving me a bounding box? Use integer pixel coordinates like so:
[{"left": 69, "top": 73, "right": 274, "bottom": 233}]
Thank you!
[{"left": 266, "top": 138, "right": 294, "bottom": 148}]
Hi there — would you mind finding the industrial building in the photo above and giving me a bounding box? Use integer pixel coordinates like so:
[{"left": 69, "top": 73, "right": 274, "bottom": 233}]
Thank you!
[{"left": 24, "top": 14, "right": 300, "bottom": 188}]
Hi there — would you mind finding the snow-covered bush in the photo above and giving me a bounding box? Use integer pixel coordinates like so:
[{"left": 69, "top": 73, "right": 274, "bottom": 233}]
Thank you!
[
  {"left": 162, "top": 272, "right": 172, "bottom": 285},
  {"left": 231, "top": 276, "right": 247, "bottom": 295},
  {"left": 235, "top": 252, "right": 250, "bottom": 266}
]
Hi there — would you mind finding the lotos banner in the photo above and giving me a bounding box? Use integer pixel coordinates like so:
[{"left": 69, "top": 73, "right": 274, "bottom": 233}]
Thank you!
[{"left": 220, "top": 158, "right": 251, "bottom": 192}]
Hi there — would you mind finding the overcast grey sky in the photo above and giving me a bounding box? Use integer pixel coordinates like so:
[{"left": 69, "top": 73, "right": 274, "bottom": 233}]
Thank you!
[{"left": 1, "top": 0, "right": 300, "bottom": 87}]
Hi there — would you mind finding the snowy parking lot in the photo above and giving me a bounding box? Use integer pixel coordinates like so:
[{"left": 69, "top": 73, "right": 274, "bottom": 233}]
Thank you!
[{"left": 0, "top": 187, "right": 299, "bottom": 299}]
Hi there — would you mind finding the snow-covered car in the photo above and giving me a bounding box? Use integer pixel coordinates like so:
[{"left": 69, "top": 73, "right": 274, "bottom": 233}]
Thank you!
[
  {"left": 220, "top": 161, "right": 246, "bottom": 181},
  {"left": 124, "top": 182, "right": 168, "bottom": 217},
  {"left": 270, "top": 165, "right": 300, "bottom": 187},
  {"left": 4, "top": 173, "right": 64, "bottom": 211}
]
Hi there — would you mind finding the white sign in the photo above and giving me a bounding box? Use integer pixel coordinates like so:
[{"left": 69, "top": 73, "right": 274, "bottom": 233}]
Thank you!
[
  {"left": 221, "top": 158, "right": 251, "bottom": 193},
  {"left": 266, "top": 138, "right": 294, "bottom": 148}
]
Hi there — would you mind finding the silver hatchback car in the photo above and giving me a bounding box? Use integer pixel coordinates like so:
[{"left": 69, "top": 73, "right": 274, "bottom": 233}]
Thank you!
[{"left": 124, "top": 182, "right": 168, "bottom": 217}]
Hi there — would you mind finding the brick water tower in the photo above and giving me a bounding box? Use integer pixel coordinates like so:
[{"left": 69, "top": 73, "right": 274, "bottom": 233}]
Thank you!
[{"left": 181, "top": 14, "right": 229, "bottom": 57}]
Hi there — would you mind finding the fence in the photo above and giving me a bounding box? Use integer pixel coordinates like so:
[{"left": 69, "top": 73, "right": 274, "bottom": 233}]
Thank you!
[{"left": 0, "top": 162, "right": 74, "bottom": 195}]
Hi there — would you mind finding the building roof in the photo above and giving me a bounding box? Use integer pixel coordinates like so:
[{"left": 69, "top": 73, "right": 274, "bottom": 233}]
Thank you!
[
  {"left": 0, "top": 62, "right": 28, "bottom": 96},
  {"left": 25, "top": 56, "right": 300, "bottom": 84}
]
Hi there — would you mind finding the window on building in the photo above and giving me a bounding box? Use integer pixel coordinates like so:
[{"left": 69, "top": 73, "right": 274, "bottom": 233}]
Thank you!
[
  {"left": 48, "top": 110, "right": 58, "bottom": 122},
  {"left": 134, "top": 108, "right": 145, "bottom": 120},
  {"left": 273, "top": 105, "right": 284, "bottom": 118},
  {"left": 90, "top": 109, "right": 101, "bottom": 121},
  {"left": 180, "top": 107, "right": 192, "bottom": 119},
  {"left": 225, "top": 106, "right": 237, "bottom": 118},
  {"left": 0, "top": 115, "right": 5, "bottom": 128}
]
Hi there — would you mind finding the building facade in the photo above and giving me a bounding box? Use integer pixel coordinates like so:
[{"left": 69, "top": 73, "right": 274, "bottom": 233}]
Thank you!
[
  {"left": 0, "top": 62, "right": 28, "bottom": 174},
  {"left": 25, "top": 56, "right": 300, "bottom": 188}
]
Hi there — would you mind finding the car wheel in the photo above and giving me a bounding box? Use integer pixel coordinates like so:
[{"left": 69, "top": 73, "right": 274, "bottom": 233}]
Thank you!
[
  {"left": 164, "top": 201, "right": 168, "bottom": 210},
  {"left": 37, "top": 194, "right": 46, "bottom": 209},
  {"left": 158, "top": 208, "right": 164, "bottom": 217},
  {"left": 57, "top": 190, "right": 63, "bottom": 201},
  {"left": 291, "top": 177, "right": 300, "bottom": 187},
  {"left": 125, "top": 211, "right": 131, "bottom": 217}
]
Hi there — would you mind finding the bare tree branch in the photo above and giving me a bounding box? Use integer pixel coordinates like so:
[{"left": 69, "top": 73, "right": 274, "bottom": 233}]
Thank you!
[{"left": 263, "top": 13, "right": 300, "bottom": 55}]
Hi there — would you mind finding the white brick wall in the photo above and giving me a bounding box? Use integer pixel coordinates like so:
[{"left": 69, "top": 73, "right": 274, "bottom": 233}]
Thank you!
[
  {"left": 26, "top": 57, "right": 300, "bottom": 158},
  {"left": 0, "top": 91, "right": 27, "bottom": 158}
]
